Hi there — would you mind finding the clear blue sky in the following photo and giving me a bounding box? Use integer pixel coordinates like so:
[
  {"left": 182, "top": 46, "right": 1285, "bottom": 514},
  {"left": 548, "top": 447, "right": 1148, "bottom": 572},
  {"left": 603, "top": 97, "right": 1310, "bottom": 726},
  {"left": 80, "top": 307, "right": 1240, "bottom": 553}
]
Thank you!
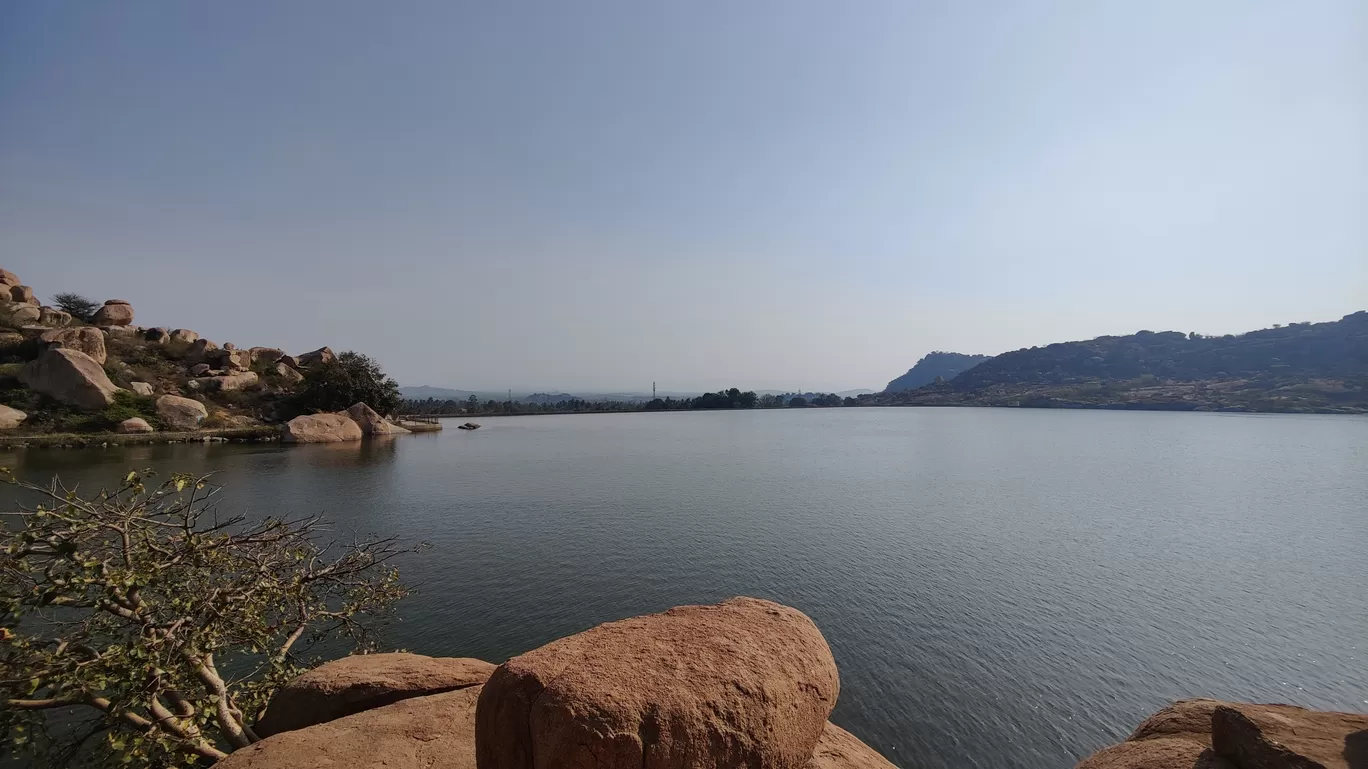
[{"left": 2, "top": 1, "right": 1364, "bottom": 392}]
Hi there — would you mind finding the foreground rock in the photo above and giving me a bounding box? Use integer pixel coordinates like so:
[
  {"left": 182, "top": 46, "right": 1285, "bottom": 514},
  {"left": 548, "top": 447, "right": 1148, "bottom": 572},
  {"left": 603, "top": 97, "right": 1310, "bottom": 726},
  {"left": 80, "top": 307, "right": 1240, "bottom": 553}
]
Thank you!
[
  {"left": 155, "top": 394, "right": 208, "bottom": 430},
  {"left": 220, "top": 686, "right": 481, "bottom": 769},
  {"left": 19, "top": 348, "right": 121, "bottom": 410},
  {"left": 806, "top": 722, "right": 899, "bottom": 769},
  {"left": 0, "top": 405, "right": 27, "bottom": 430},
  {"left": 255, "top": 653, "right": 495, "bottom": 737},
  {"left": 345, "top": 402, "right": 410, "bottom": 435},
  {"left": 91, "top": 299, "right": 134, "bottom": 326},
  {"left": 476, "top": 596, "right": 840, "bottom": 769},
  {"left": 39, "top": 327, "right": 107, "bottom": 364},
  {"left": 280, "top": 413, "right": 363, "bottom": 443},
  {"left": 1077, "top": 698, "right": 1368, "bottom": 769}
]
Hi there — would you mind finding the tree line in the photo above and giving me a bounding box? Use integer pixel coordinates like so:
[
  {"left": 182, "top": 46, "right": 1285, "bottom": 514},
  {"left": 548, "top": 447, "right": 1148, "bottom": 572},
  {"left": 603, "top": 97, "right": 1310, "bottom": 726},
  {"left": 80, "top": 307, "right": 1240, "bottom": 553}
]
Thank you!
[{"left": 401, "top": 389, "right": 857, "bottom": 416}]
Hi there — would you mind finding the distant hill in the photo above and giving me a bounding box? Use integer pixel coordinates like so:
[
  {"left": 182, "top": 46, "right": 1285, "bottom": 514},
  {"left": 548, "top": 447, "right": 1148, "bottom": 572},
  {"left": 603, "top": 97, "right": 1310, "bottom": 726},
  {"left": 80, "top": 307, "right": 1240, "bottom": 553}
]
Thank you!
[
  {"left": 399, "top": 385, "right": 481, "bottom": 400},
  {"left": 870, "top": 312, "right": 1368, "bottom": 413},
  {"left": 883, "top": 352, "right": 990, "bottom": 392}
]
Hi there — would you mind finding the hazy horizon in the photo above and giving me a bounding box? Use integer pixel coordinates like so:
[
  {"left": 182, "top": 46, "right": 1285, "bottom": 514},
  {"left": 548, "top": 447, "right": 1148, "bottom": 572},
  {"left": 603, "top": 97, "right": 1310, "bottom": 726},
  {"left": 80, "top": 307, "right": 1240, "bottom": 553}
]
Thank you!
[{"left": 3, "top": 2, "right": 1364, "bottom": 392}]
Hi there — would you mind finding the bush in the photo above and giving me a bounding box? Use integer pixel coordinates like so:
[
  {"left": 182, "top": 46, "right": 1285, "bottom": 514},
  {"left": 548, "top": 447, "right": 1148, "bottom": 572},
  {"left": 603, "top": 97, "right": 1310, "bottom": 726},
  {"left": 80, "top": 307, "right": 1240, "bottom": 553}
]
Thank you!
[
  {"left": 289, "top": 351, "right": 400, "bottom": 416},
  {"left": 50, "top": 292, "right": 99, "bottom": 323},
  {"left": 0, "top": 470, "right": 418, "bottom": 767}
]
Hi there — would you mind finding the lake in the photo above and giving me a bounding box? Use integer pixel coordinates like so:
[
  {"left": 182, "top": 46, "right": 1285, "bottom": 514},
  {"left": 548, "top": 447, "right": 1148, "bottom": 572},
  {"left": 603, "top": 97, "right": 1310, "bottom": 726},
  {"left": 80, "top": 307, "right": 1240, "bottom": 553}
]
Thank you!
[{"left": 3, "top": 407, "right": 1366, "bottom": 768}]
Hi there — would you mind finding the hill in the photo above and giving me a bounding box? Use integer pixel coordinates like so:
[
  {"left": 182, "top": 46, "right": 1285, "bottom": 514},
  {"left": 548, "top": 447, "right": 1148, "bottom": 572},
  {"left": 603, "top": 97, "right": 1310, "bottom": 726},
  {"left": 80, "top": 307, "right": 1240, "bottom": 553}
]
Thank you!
[
  {"left": 868, "top": 312, "right": 1368, "bottom": 413},
  {"left": 883, "top": 352, "right": 990, "bottom": 392}
]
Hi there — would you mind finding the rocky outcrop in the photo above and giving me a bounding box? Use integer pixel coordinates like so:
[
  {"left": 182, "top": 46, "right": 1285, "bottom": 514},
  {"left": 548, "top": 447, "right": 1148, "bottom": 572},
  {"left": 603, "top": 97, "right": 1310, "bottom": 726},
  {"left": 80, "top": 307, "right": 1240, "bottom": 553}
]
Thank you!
[
  {"left": 18, "top": 348, "right": 121, "bottom": 410},
  {"left": 117, "top": 417, "right": 154, "bottom": 434},
  {"left": 0, "top": 269, "right": 19, "bottom": 286},
  {"left": 0, "top": 404, "right": 27, "bottom": 430},
  {"left": 297, "top": 346, "right": 335, "bottom": 368},
  {"left": 1077, "top": 699, "right": 1368, "bottom": 769},
  {"left": 275, "top": 362, "right": 304, "bottom": 384},
  {"left": 2, "top": 302, "right": 41, "bottom": 325},
  {"left": 476, "top": 596, "right": 840, "bottom": 769},
  {"left": 91, "top": 299, "right": 134, "bottom": 326},
  {"left": 280, "top": 413, "right": 363, "bottom": 443},
  {"left": 191, "top": 372, "right": 258, "bottom": 392},
  {"left": 38, "top": 307, "right": 72, "bottom": 326},
  {"left": 188, "top": 363, "right": 212, "bottom": 376},
  {"left": 9, "top": 285, "right": 38, "bottom": 305},
  {"left": 255, "top": 653, "right": 495, "bottom": 737},
  {"left": 250, "top": 347, "right": 286, "bottom": 364},
  {"left": 187, "top": 338, "right": 219, "bottom": 362},
  {"left": 806, "top": 722, "right": 899, "bottom": 769},
  {"left": 345, "top": 402, "right": 410, "bottom": 435},
  {"left": 169, "top": 328, "right": 199, "bottom": 344},
  {"left": 143, "top": 327, "right": 170, "bottom": 343},
  {"left": 155, "top": 394, "right": 208, "bottom": 430},
  {"left": 39, "top": 327, "right": 107, "bottom": 365},
  {"left": 218, "top": 686, "right": 483, "bottom": 769}
]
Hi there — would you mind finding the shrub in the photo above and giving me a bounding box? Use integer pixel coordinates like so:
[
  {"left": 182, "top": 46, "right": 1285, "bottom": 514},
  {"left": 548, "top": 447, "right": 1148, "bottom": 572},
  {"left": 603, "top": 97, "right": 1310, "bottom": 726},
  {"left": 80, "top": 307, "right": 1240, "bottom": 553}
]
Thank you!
[
  {"left": 0, "top": 470, "right": 419, "bottom": 767},
  {"left": 289, "top": 351, "right": 400, "bottom": 416},
  {"left": 50, "top": 293, "right": 100, "bottom": 323}
]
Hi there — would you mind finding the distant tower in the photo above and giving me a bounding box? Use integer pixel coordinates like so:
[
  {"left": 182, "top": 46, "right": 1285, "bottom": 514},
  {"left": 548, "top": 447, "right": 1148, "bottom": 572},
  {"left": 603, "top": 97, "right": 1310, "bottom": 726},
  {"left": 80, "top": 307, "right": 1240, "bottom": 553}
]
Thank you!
[{"left": 653, "top": 381, "right": 656, "bottom": 399}]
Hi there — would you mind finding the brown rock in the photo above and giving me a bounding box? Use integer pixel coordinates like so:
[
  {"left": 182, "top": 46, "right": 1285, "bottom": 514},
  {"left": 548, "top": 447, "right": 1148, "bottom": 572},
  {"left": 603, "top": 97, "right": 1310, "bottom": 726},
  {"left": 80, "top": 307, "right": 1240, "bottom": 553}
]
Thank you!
[
  {"left": 169, "top": 328, "right": 199, "bottom": 344},
  {"left": 9, "top": 285, "right": 38, "bottom": 305},
  {"left": 275, "top": 362, "right": 304, "bottom": 384},
  {"left": 38, "top": 307, "right": 72, "bottom": 327},
  {"left": 39, "top": 327, "right": 107, "bottom": 364},
  {"left": 18, "top": 348, "right": 121, "bottom": 410},
  {"left": 188, "top": 363, "right": 212, "bottom": 376},
  {"left": 255, "top": 653, "right": 495, "bottom": 737},
  {"left": 345, "top": 402, "right": 410, "bottom": 435},
  {"left": 805, "top": 723, "right": 898, "bottom": 769},
  {"left": 297, "top": 346, "right": 336, "bottom": 368},
  {"left": 0, "top": 404, "right": 27, "bottom": 430},
  {"left": 1077, "top": 738, "right": 1233, "bottom": 769},
  {"left": 156, "top": 394, "right": 208, "bottom": 430},
  {"left": 2, "top": 302, "right": 41, "bottom": 325},
  {"left": 219, "top": 686, "right": 481, "bottom": 769},
  {"left": 280, "top": 413, "right": 363, "bottom": 443},
  {"left": 117, "top": 417, "right": 154, "bottom": 434},
  {"left": 208, "top": 348, "right": 251, "bottom": 371},
  {"left": 91, "top": 299, "right": 134, "bottom": 326},
  {"left": 129, "top": 381, "right": 154, "bottom": 396},
  {"left": 278, "top": 354, "right": 300, "bottom": 368},
  {"left": 189, "top": 338, "right": 219, "bottom": 361},
  {"left": 143, "top": 327, "right": 170, "bottom": 344},
  {"left": 250, "top": 347, "right": 286, "bottom": 364},
  {"left": 194, "top": 371, "right": 259, "bottom": 392},
  {"left": 0, "top": 269, "right": 19, "bottom": 286},
  {"left": 476, "top": 597, "right": 840, "bottom": 769},
  {"left": 1212, "top": 704, "right": 1367, "bottom": 769}
]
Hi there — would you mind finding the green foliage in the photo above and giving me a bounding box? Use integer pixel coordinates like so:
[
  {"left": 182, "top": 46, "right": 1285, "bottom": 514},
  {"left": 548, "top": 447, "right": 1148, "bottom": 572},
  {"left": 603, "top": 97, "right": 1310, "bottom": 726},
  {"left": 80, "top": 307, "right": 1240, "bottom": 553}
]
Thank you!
[
  {"left": 50, "top": 293, "right": 99, "bottom": 324},
  {"left": 290, "top": 352, "right": 400, "bottom": 416},
  {"left": 0, "top": 470, "right": 418, "bottom": 767}
]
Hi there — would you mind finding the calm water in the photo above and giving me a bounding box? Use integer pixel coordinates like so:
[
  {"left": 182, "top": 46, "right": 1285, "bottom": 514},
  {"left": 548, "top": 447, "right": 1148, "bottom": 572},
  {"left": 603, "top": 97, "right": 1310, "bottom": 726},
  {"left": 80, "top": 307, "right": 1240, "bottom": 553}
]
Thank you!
[{"left": 4, "top": 408, "right": 1366, "bottom": 768}]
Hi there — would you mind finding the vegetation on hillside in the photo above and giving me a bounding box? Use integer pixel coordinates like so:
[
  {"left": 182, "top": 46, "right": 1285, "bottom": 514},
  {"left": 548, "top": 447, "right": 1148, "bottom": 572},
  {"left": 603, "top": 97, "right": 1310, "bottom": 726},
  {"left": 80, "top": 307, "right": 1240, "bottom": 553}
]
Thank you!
[
  {"left": 883, "top": 351, "right": 990, "bottom": 393},
  {"left": 0, "top": 470, "right": 417, "bottom": 767},
  {"left": 289, "top": 352, "right": 401, "bottom": 417},
  {"left": 50, "top": 293, "right": 99, "bottom": 324},
  {"left": 402, "top": 389, "right": 856, "bottom": 416}
]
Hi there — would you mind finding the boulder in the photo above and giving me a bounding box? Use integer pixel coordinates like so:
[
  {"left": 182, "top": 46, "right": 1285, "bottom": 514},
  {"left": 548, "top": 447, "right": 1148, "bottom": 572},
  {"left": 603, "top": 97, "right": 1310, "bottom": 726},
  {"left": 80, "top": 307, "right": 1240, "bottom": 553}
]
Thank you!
[
  {"left": 188, "top": 363, "right": 212, "bottom": 376},
  {"left": 250, "top": 347, "right": 286, "bottom": 364},
  {"left": 255, "top": 653, "right": 495, "bottom": 737},
  {"left": 101, "top": 325, "right": 143, "bottom": 340},
  {"left": 218, "top": 686, "right": 482, "bottom": 769},
  {"left": 91, "top": 299, "right": 134, "bottom": 326},
  {"left": 189, "top": 338, "right": 219, "bottom": 361},
  {"left": 38, "top": 307, "right": 72, "bottom": 327},
  {"left": 223, "top": 342, "right": 237, "bottom": 350},
  {"left": 345, "top": 402, "right": 410, "bottom": 435},
  {"left": 39, "top": 327, "right": 107, "bottom": 364},
  {"left": 275, "top": 362, "right": 304, "bottom": 385},
  {"left": 9, "top": 285, "right": 38, "bottom": 305},
  {"left": 207, "top": 348, "right": 251, "bottom": 371},
  {"left": 169, "top": 328, "right": 199, "bottom": 344},
  {"left": 0, "top": 405, "right": 27, "bottom": 430},
  {"left": 0, "top": 269, "right": 19, "bottom": 286},
  {"left": 2, "top": 302, "right": 41, "bottom": 325},
  {"left": 117, "top": 417, "right": 154, "bottom": 434},
  {"left": 476, "top": 597, "right": 840, "bottom": 769},
  {"left": 297, "top": 346, "right": 336, "bottom": 369},
  {"left": 18, "top": 348, "right": 121, "bottom": 410},
  {"left": 1076, "top": 738, "right": 1232, "bottom": 769},
  {"left": 1212, "top": 704, "right": 1368, "bottom": 769},
  {"left": 280, "top": 413, "right": 363, "bottom": 443},
  {"left": 129, "top": 381, "right": 154, "bottom": 396},
  {"left": 805, "top": 723, "right": 899, "bottom": 769},
  {"left": 155, "top": 394, "right": 208, "bottom": 430},
  {"left": 278, "top": 354, "right": 301, "bottom": 368},
  {"left": 194, "top": 371, "right": 258, "bottom": 392},
  {"left": 143, "top": 327, "right": 170, "bottom": 344}
]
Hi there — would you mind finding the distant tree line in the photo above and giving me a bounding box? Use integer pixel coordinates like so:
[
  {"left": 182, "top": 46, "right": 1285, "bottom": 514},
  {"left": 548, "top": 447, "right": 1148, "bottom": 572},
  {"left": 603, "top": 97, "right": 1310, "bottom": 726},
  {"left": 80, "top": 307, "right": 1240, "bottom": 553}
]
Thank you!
[{"left": 400, "top": 388, "right": 858, "bottom": 416}]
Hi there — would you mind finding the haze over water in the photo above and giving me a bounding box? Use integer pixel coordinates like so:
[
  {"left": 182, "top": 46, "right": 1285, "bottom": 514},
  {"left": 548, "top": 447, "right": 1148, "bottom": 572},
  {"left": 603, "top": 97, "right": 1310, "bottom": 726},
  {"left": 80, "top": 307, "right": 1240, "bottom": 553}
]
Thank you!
[{"left": 5, "top": 407, "right": 1366, "bottom": 768}]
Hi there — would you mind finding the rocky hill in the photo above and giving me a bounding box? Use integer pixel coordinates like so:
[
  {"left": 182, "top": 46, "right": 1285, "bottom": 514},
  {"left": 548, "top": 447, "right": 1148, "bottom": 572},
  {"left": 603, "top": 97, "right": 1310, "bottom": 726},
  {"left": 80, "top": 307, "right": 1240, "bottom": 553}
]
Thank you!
[
  {"left": 868, "top": 312, "right": 1368, "bottom": 413},
  {"left": 882, "top": 352, "right": 990, "bottom": 393},
  {"left": 0, "top": 268, "right": 416, "bottom": 442}
]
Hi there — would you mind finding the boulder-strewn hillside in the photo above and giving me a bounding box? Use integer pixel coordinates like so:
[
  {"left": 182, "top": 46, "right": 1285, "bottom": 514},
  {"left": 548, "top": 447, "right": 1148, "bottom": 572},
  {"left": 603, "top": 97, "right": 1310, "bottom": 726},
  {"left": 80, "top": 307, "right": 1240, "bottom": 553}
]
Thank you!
[
  {"left": 883, "top": 351, "right": 990, "bottom": 392},
  {"left": 0, "top": 269, "right": 415, "bottom": 441},
  {"left": 869, "top": 312, "right": 1368, "bottom": 413}
]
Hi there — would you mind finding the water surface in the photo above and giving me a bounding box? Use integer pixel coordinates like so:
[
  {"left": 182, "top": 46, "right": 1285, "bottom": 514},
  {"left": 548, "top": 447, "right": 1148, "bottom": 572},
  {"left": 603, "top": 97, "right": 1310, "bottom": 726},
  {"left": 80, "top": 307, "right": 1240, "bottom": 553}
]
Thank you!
[{"left": 5, "top": 408, "right": 1366, "bottom": 768}]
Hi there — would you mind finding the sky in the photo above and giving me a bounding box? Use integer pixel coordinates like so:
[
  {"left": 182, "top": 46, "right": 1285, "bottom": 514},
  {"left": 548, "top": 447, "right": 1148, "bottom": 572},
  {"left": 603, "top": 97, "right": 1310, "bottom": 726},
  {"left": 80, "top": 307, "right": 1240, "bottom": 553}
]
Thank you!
[{"left": 2, "top": 2, "right": 1364, "bottom": 393}]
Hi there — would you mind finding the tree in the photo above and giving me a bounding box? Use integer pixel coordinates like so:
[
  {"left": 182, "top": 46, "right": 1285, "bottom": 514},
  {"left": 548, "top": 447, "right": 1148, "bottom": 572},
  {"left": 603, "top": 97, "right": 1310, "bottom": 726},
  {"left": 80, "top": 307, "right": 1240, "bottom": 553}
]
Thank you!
[
  {"left": 788, "top": 396, "right": 808, "bottom": 407},
  {"left": 51, "top": 293, "right": 100, "bottom": 323},
  {"left": 1, "top": 470, "right": 417, "bottom": 768},
  {"left": 290, "top": 351, "right": 401, "bottom": 416}
]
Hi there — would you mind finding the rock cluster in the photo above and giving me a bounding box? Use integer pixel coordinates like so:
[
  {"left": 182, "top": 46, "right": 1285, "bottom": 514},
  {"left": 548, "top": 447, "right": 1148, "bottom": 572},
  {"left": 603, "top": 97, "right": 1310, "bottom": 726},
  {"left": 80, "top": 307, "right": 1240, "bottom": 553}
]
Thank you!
[
  {"left": 279, "top": 402, "right": 408, "bottom": 442},
  {"left": 1077, "top": 698, "right": 1368, "bottom": 769},
  {"left": 218, "top": 599, "right": 894, "bottom": 769}
]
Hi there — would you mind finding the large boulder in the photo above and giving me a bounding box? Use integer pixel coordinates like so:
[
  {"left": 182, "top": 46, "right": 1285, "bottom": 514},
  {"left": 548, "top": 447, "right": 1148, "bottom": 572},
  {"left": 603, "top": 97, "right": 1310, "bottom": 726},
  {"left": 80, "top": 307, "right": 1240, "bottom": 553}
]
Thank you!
[
  {"left": 39, "top": 327, "right": 107, "bottom": 364},
  {"left": 91, "top": 299, "right": 134, "bottom": 326},
  {"left": 280, "top": 413, "right": 363, "bottom": 443},
  {"left": 194, "top": 371, "right": 258, "bottom": 392},
  {"left": 345, "top": 402, "right": 410, "bottom": 435},
  {"left": 155, "top": 394, "right": 207, "bottom": 430},
  {"left": 143, "top": 327, "right": 170, "bottom": 344},
  {"left": 38, "top": 307, "right": 72, "bottom": 327},
  {"left": 297, "top": 346, "right": 336, "bottom": 369},
  {"left": 476, "top": 597, "right": 840, "bottom": 769},
  {"left": 249, "top": 347, "right": 286, "bottom": 364},
  {"left": 275, "top": 362, "right": 304, "bottom": 384},
  {"left": 255, "top": 653, "right": 495, "bottom": 737},
  {"left": 218, "top": 686, "right": 482, "bottom": 769},
  {"left": 0, "top": 405, "right": 27, "bottom": 430},
  {"left": 805, "top": 723, "right": 898, "bottom": 769},
  {"left": 169, "top": 328, "right": 199, "bottom": 344},
  {"left": 117, "top": 417, "right": 154, "bottom": 434},
  {"left": 207, "top": 348, "right": 251, "bottom": 371},
  {"left": 2, "top": 302, "right": 41, "bottom": 325},
  {"left": 188, "top": 338, "right": 219, "bottom": 361},
  {"left": 0, "top": 269, "right": 19, "bottom": 286},
  {"left": 1077, "top": 738, "right": 1231, "bottom": 769},
  {"left": 9, "top": 285, "right": 38, "bottom": 305},
  {"left": 18, "top": 348, "right": 121, "bottom": 410}
]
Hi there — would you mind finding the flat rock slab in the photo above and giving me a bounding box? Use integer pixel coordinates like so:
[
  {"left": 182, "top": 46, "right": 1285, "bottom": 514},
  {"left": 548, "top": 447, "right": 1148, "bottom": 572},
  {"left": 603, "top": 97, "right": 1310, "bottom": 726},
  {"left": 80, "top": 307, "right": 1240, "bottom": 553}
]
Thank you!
[{"left": 255, "top": 653, "right": 494, "bottom": 736}]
